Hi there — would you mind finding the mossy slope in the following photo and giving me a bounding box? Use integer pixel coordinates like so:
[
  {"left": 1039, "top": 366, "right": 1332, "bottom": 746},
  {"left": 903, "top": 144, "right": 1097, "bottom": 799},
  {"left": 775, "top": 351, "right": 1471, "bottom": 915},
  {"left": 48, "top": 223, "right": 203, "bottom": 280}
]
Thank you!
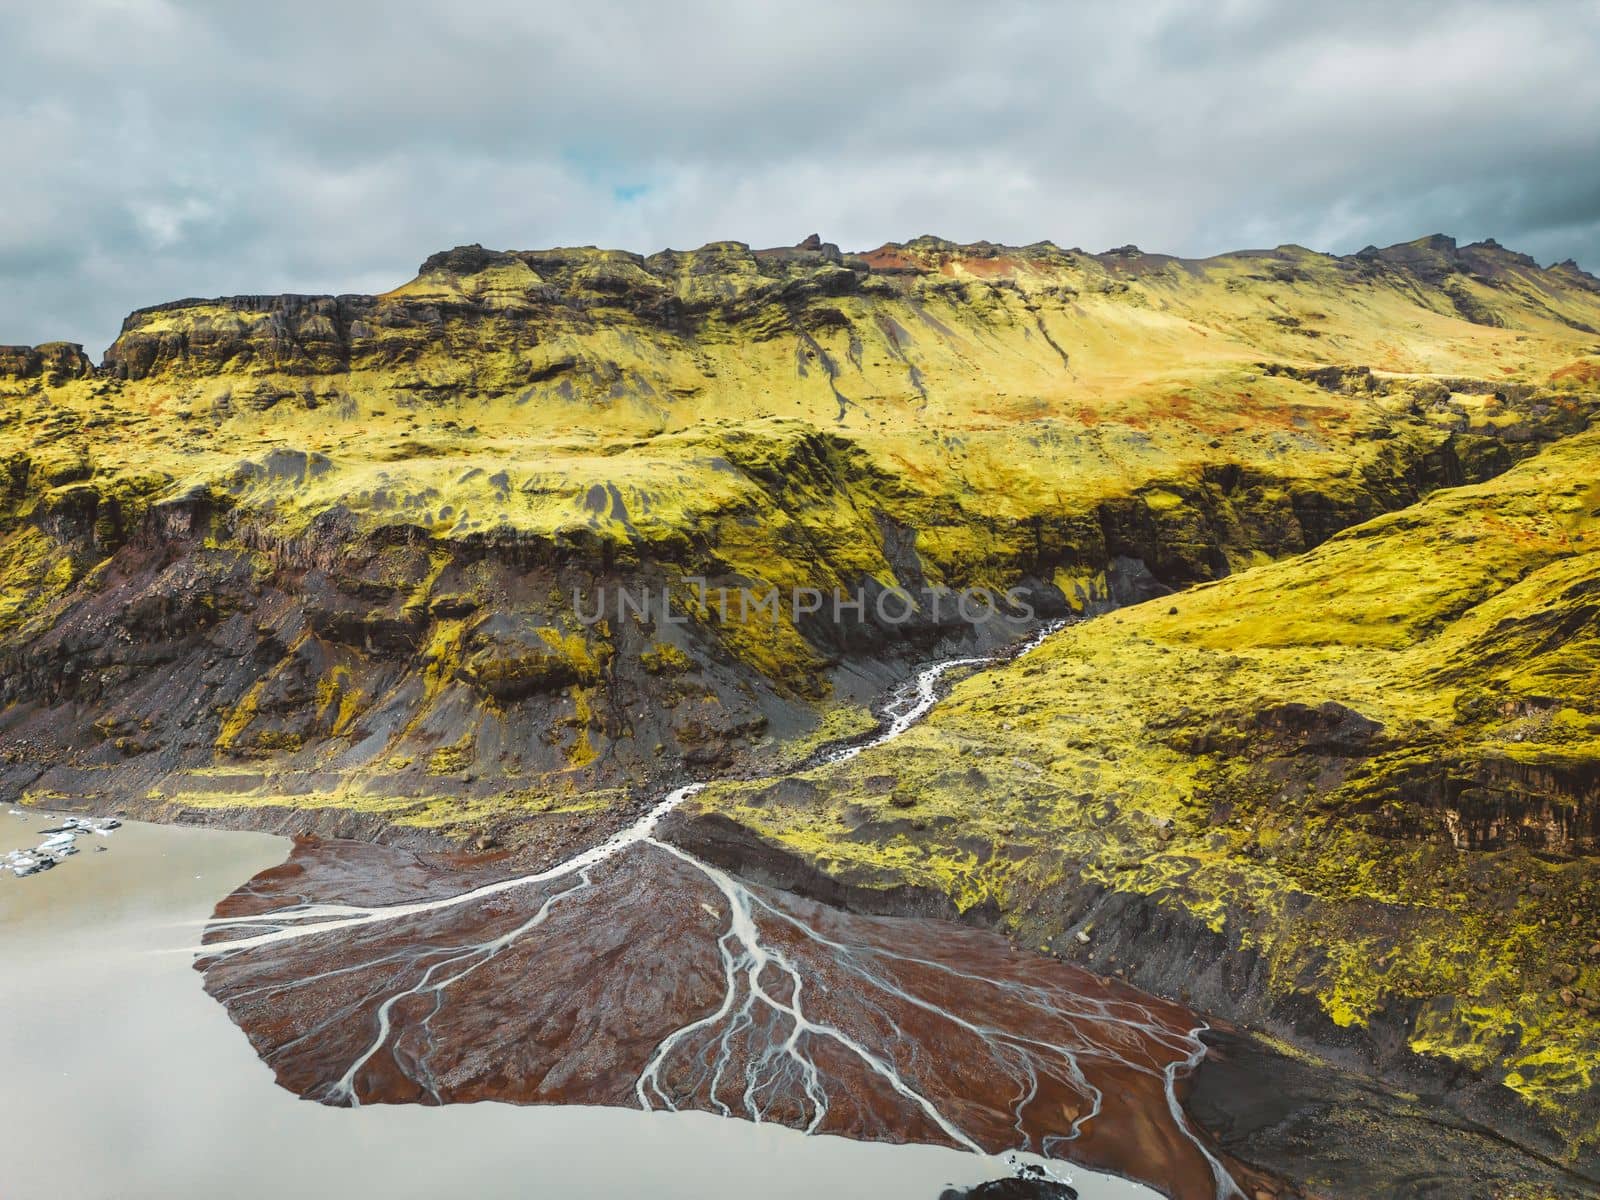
[{"left": 689, "top": 427, "right": 1600, "bottom": 1165}]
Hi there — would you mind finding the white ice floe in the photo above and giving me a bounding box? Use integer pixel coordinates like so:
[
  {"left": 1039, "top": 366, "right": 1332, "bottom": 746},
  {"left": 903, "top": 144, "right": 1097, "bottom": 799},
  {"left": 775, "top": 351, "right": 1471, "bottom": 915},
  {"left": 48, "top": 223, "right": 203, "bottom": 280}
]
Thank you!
[{"left": 3, "top": 815, "right": 120, "bottom": 878}]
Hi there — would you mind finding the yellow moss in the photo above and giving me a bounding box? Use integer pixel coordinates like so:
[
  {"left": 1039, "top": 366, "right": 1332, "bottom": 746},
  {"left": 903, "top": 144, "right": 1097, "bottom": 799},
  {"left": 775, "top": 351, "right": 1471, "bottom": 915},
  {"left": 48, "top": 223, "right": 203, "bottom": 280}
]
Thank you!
[
  {"left": 1141, "top": 488, "right": 1186, "bottom": 513},
  {"left": 640, "top": 641, "right": 692, "bottom": 675},
  {"left": 0, "top": 528, "right": 73, "bottom": 634},
  {"left": 313, "top": 665, "right": 364, "bottom": 735},
  {"left": 536, "top": 626, "right": 606, "bottom": 680},
  {"left": 564, "top": 685, "right": 598, "bottom": 769},
  {"left": 214, "top": 680, "right": 266, "bottom": 749},
  {"left": 418, "top": 619, "right": 469, "bottom": 702},
  {"left": 425, "top": 735, "right": 475, "bottom": 775}
]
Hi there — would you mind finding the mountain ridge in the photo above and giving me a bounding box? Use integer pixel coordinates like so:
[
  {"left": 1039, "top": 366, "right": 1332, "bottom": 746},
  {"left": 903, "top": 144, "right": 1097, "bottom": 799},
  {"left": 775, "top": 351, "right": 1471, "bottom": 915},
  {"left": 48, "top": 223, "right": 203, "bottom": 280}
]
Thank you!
[{"left": 4, "top": 231, "right": 1597, "bottom": 373}]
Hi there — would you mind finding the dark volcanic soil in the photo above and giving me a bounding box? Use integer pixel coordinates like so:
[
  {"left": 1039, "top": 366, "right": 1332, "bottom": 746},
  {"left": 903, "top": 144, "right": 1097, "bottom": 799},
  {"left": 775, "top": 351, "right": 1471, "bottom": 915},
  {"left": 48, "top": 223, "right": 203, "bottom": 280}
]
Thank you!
[{"left": 1189, "top": 1027, "right": 1600, "bottom": 1199}]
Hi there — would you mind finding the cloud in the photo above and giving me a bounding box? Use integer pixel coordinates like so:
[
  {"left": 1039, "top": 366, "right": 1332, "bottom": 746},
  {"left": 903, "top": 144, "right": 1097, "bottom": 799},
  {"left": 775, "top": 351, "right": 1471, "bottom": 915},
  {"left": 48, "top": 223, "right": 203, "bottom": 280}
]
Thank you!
[{"left": 3, "top": 0, "right": 1597, "bottom": 354}]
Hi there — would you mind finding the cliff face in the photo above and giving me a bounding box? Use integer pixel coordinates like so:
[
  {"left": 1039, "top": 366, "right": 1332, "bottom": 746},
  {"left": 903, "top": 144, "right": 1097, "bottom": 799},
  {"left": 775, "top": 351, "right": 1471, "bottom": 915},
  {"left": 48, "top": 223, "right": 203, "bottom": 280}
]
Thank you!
[
  {"left": 1, "top": 233, "right": 1599, "bottom": 852},
  {"left": 92, "top": 233, "right": 1600, "bottom": 387},
  {"left": 0, "top": 341, "right": 93, "bottom": 384}
]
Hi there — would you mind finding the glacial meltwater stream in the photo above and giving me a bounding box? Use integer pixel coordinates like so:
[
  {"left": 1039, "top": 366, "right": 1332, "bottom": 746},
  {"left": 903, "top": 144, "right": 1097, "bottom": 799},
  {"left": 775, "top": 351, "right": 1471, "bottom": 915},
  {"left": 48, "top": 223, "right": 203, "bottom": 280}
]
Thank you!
[{"left": 0, "top": 632, "right": 1195, "bottom": 1199}]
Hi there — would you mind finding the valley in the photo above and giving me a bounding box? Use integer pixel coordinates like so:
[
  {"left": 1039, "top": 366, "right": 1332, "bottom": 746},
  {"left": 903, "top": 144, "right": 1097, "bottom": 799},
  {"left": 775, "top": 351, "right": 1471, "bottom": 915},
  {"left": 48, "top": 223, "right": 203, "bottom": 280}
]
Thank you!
[{"left": 3, "top": 232, "right": 1599, "bottom": 1198}]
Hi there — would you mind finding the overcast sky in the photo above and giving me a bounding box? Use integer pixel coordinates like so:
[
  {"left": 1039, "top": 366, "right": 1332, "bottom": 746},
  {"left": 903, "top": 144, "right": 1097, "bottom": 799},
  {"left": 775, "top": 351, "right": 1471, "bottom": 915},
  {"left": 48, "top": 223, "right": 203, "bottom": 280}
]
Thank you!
[{"left": 5, "top": 0, "right": 1599, "bottom": 355}]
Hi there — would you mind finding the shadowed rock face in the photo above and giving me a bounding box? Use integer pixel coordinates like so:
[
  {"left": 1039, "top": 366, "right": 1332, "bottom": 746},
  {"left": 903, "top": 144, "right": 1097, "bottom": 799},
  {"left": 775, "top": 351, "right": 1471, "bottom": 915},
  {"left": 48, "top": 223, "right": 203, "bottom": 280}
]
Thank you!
[
  {"left": 199, "top": 833, "right": 1289, "bottom": 1200},
  {"left": 1188, "top": 1027, "right": 1600, "bottom": 1200}
]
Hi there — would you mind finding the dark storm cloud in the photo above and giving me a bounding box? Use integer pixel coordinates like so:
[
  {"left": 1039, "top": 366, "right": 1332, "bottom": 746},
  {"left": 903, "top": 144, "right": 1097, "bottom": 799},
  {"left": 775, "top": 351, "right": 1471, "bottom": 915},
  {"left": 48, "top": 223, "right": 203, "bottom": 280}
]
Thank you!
[{"left": 3, "top": 0, "right": 1598, "bottom": 354}]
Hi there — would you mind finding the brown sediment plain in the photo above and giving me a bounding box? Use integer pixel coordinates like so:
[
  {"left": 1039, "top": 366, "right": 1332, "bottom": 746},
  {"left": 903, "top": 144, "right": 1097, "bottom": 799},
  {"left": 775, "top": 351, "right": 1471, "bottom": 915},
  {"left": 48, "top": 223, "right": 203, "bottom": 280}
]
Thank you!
[{"left": 199, "top": 830, "right": 1288, "bottom": 1200}]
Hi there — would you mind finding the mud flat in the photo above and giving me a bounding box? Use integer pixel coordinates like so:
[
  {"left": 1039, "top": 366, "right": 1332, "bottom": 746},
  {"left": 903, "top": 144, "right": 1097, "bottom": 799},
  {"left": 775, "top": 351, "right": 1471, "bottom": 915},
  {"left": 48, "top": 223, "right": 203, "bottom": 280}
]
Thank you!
[{"left": 0, "top": 809, "right": 1152, "bottom": 1200}]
